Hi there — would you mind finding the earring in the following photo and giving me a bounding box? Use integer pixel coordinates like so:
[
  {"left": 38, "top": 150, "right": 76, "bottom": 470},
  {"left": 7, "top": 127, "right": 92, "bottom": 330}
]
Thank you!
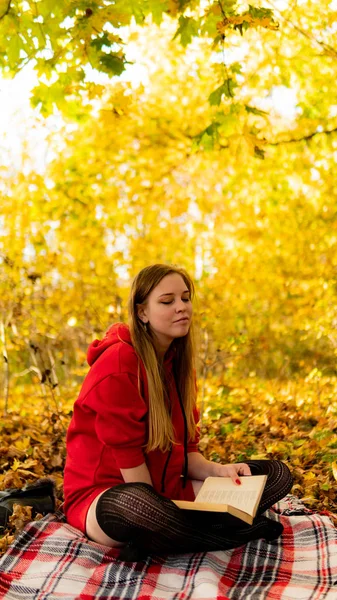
[{"left": 141, "top": 321, "right": 148, "bottom": 331}]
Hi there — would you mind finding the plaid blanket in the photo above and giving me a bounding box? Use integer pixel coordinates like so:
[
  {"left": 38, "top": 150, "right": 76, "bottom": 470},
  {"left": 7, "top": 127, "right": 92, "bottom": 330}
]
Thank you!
[{"left": 0, "top": 496, "right": 336, "bottom": 600}]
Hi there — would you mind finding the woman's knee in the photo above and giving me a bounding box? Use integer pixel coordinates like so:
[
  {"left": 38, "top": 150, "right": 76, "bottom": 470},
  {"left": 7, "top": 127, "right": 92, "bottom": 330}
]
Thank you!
[
  {"left": 85, "top": 489, "right": 124, "bottom": 548},
  {"left": 245, "top": 459, "right": 291, "bottom": 479},
  {"left": 96, "top": 482, "right": 166, "bottom": 524}
]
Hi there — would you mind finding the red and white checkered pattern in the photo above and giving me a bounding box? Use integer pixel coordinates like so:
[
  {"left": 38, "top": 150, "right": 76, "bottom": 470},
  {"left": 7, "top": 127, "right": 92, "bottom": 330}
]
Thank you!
[{"left": 0, "top": 496, "right": 336, "bottom": 599}]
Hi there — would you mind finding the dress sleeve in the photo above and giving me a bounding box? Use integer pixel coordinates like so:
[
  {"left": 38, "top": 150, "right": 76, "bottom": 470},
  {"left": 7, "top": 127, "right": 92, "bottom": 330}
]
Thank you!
[{"left": 86, "top": 373, "right": 147, "bottom": 469}]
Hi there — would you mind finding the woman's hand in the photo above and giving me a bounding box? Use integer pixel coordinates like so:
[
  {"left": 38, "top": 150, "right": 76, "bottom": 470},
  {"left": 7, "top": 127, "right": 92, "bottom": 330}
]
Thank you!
[
  {"left": 211, "top": 462, "right": 251, "bottom": 485},
  {"left": 187, "top": 452, "right": 251, "bottom": 484}
]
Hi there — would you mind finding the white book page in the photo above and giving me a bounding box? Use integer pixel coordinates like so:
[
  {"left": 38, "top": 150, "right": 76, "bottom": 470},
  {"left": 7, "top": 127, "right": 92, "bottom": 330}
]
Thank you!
[{"left": 195, "top": 475, "right": 266, "bottom": 514}]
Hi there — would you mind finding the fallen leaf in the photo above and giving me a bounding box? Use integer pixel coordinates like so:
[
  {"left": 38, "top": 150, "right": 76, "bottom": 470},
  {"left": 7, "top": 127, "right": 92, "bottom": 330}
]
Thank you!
[
  {"left": 331, "top": 461, "right": 337, "bottom": 481},
  {"left": 9, "top": 504, "right": 33, "bottom": 533},
  {"left": 1, "top": 471, "right": 23, "bottom": 490}
]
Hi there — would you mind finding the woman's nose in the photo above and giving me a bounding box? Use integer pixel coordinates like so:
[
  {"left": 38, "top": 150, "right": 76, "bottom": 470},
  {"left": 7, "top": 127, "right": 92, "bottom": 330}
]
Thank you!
[{"left": 176, "top": 300, "right": 186, "bottom": 311}]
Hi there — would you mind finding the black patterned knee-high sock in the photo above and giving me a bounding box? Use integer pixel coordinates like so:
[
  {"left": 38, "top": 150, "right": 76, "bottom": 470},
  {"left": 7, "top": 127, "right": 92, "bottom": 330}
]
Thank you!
[
  {"left": 95, "top": 482, "right": 283, "bottom": 561},
  {"left": 244, "top": 460, "right": 293, "bottom": 515}
]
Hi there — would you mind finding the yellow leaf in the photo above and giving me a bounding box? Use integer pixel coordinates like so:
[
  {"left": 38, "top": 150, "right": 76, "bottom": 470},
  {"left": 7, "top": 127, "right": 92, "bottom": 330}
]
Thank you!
[
  {"left": 303, "top": 471, "right": 316, "bottom": 481},
  {"left": 12, "top": 458, "right": 22, "bottom": 471},
  {"left": 9, "top": 504, "right": 32, "bottom": 533},
  {"left": 14, "top": 437, "right": 31, "bottom": 452},
  {"left": 250, "top": 453, "right": 267, "bottom": 460},
  {"left": 331, "top": 461, "right": 337, "bottom": 481}
]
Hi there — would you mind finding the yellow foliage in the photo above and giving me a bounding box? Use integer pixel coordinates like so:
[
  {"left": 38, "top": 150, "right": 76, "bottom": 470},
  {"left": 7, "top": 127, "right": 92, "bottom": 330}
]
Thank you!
[
  {"left": 217, "top": 14, "right": 279, "bottom": 34},
  {"left": 1, "top": 0, "right": 337, "bottom": 555}
]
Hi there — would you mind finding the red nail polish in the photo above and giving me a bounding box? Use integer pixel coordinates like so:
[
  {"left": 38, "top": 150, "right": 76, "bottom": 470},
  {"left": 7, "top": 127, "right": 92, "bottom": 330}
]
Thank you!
[{"left": 236, "top": 478, "right": 241, "bottom": 485}]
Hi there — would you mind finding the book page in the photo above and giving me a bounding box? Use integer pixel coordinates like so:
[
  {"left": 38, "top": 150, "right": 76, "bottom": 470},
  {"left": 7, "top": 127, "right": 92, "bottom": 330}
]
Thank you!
[{"left": 195, "top": 475, "right": 266, "bottom": 516}]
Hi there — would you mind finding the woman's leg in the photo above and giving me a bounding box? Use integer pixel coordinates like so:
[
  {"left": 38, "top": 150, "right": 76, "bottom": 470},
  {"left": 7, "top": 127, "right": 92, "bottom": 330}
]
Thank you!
[
  {"left": 192, "top": 459, "right": 293, "bottom": 514},
  {"left": 244, "top": 459, "right": 293, "bottom": 514},
  {"left": 95, "top": 481, "right": 284, "bottom": 561},
  {"left": 85, "top": 489, "right": 124, "bottom": 548}
]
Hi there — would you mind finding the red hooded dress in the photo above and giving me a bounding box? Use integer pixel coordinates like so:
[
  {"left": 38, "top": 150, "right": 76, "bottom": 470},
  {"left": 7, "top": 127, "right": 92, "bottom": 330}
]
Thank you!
[{"left": 63, "top": 322, "right": 200, "bottom": 533}]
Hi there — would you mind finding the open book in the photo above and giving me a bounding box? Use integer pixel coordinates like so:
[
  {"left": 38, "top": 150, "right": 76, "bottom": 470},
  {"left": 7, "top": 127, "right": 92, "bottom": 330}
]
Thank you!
[{"left": 173, "top": 475, "right": 267, "bottom": 525}]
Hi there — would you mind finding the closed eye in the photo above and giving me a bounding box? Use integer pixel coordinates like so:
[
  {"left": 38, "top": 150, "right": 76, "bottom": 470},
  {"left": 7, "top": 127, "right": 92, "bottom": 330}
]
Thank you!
[{"left": 161, "top": 298, "right": 190, "bottom": 304}]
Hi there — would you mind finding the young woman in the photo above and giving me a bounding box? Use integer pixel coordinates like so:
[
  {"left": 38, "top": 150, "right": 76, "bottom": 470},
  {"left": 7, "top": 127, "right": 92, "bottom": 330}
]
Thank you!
[{"left": 63, "top": 264, "right": 293, "bottom": 561}]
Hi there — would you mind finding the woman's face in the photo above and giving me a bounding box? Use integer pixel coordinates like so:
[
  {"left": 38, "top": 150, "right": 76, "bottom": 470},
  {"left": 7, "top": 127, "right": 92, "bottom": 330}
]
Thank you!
[{"left": 138, "top": 273, "right": 193, "bottom": 352}]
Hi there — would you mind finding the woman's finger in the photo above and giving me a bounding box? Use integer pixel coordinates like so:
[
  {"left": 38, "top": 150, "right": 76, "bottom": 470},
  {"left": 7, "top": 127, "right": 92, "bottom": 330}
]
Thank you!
[
  {"left": 225, "top": 465, "right": 242, "bottom": 485},
  {"left": 236, "top": 463, "right": 251, "bottom": 476}
]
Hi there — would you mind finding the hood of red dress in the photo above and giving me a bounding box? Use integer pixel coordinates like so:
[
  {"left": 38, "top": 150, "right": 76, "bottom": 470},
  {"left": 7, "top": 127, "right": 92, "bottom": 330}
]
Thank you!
[
  {"left": 87, "top": 322, "right": 175, "bottom": 367},
  {"left": 87, "top": 322, "right": 132, "bottom": 366}
]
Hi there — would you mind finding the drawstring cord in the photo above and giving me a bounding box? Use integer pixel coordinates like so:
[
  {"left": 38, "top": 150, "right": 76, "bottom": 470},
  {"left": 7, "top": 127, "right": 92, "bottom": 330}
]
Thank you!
[
  {"left": 160, "top": 364, "right": 189, "bottom": 493},
  {"left": 177, "top": 399, "right": 188, "bottom": 488},
  {"left": 161, "top": 445, "right": 172, "bottom": 493},
  {"left": 174, "top": 365, "right": 189, "bottom": 489}
]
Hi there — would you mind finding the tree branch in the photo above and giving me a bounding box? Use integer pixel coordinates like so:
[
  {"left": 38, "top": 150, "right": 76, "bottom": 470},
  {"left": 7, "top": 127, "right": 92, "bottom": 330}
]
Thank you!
[
  {"left": 266, "top": 0, "right": 337, "bottom": 59},
  {"left": 13, "top": 365, "right": 42, "bottom": 379},
  {"left": 0, "top": 0, "right": 11, "bottom": 21},
  {"left": 268, "top": 126, "right": 337, "bottom": 146}
]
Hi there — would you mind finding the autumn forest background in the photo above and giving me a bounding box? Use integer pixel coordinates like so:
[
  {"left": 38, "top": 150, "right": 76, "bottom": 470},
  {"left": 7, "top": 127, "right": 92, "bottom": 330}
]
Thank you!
[{"left": 1, "top": 0, "right": 337, "bottom": 550}]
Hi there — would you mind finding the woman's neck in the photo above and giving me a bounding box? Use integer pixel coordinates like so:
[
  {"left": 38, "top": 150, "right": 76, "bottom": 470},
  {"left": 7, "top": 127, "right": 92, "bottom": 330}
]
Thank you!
[{"left": 152, "top": 334, "right": 172, "bottom": 360}]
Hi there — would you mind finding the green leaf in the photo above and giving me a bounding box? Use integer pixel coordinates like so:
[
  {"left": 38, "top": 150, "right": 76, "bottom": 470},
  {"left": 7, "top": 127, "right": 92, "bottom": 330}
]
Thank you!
[
  {"left": 234, "top": 23, "right": 247, "bottom": 35},
  {"left": 220, "top": 423, "right": 234, "bottom": 435},
  {"left": 208, "top": 84, "right": 227, "bottom": 106},
  {"left": 173, "top": 15, "right": 199, "bottom": 47},
  {"left": 208, "top": 79, "right": 237, "bottom": 105},
  {"left": 193, "top": 122, "right": 220, "bottom": 150},
  {"left": 199, "top": 133, "right": 214, "bottom": 150},
  {"left": 219, "top": 385, "right": 232, "bottom": 396},
  {"left": 147, "top": 0, "right": 169, "bottom": 25},
  {"left": 38, "top": 0, "right": 62, "bottom": 19},
  {"left": 245, "top": 105, "right": 268, "bottom": 116},
  {"left": 201, "top": 12, "right": 220, "bottom": 37},
  {"left": 90, "top": 33, "right": 113, "bottom": 52},
  {"left": 177, "top": 0, "right": 194, "bottom": 11},
  {"left": 225, "top": 79, "right": 237, "bottom": 98},
  {"left": 127, "top": 0, "right": 146, "bottom": 24},
  {"left": 254, "top": 146, "right": 265, "bottom": 159},
  {"left": 231, "top": 62, "right": 242, "bottom": 74},
  {"left": 99, "top": 53, "right": 126, "bottom": 76},
  {"left": 31, "top": 82, "right": 55, "bottom": 116},
  {"left": 248, "top": 4, "right": 274, "bottom": 19},
  {"left": 221, "top": 0, "right": 237, "bottom": 11},
  {"left": 36, "top": 58, "right": 58, "bottom": 80},
  {"left": 7, "top": 35, "right": 21, "bottom": 68}
]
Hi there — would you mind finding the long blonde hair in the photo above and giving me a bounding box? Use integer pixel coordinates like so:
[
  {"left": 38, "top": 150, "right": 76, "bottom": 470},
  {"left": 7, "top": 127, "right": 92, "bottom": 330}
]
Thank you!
[{"left": 128, "top": 264, "right": 197, "bottom": 453}]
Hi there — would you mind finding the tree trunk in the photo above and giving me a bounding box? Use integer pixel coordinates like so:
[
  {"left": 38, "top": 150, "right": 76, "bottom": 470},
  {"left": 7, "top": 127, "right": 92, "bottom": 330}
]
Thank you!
[{"left": 1, "top": 320, "right": 10, "bottom": 415}]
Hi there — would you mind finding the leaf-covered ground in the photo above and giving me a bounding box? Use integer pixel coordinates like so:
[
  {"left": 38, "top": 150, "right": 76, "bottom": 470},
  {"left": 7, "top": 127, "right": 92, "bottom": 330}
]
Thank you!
[{"left": 1, "top": 376, "right": 337, "bottom": 555}]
